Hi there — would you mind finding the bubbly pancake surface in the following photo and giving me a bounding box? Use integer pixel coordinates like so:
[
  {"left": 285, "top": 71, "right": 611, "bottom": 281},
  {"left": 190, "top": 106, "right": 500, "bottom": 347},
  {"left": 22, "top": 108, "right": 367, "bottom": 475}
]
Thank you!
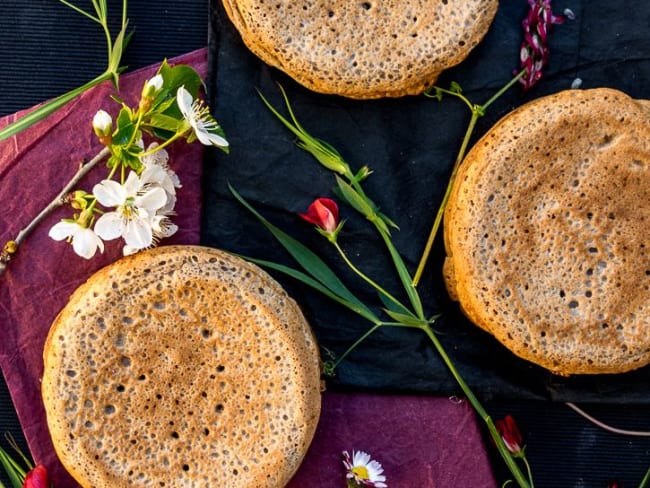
[
  {"left": 221, "top": 0, "right": 499, "bottom": 98},
  {"left": 444, "top": 88, "right": 650, "bottom": 375},
  {"left": 42, "top": 246, "right": 321, "bottom": 487}
]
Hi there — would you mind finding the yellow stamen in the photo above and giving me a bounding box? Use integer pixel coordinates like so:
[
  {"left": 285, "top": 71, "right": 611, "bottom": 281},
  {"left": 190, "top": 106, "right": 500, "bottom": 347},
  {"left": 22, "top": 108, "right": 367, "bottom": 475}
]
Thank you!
[{"left": 352, "top": 466, "right": 370, "bottom": 480}]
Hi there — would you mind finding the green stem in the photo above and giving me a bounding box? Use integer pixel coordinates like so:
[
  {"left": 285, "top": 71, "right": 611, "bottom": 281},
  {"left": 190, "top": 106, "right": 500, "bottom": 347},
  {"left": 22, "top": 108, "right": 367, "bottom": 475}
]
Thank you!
[
  {"left": 522, "top": 456, "right": 535, "bottom": 488},
  {"left": 412, "top": 70, "right": 525, "bottom": 287},
  {"left": 0, "top": 71, "right": 113, "bottom": 142},
  {"left": 421, "top": 324, "right": 531, "bottom": 488},
  {"left": 332, "top": 323, "right": 383, "bottom": 370},
  {"left": 639, "top": 467, "right": 650, "bottom": 488},
  {"left": 412, "top": 108, "right": 479, "bottom": 286},
  {"left": 333, "top": 241, "right": 411, "bottom": 316}
]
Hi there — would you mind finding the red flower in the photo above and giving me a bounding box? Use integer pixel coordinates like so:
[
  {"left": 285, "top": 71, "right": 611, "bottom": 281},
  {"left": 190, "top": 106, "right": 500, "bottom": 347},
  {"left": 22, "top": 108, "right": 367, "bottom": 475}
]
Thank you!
[
  {"left": 606, "top": 482, "right": 624, "bottom": 488},
  {"left": 518, "top": 0, "right": 567, "bottom": 90},
  {"left": 299, "top": 198, "right": 340, "bottom": 235},
  {"left": 495, "top": 415, "right": 524, "bottom": 456},
  {"left": 23, "top": 464, "right": 48, "bottom": 488}
]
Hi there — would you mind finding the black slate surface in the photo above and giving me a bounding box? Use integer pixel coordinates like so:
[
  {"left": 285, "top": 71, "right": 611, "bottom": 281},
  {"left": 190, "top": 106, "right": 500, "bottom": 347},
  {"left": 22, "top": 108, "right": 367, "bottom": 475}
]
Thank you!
[
  {"left": 204, "top": 1, "right": 650, "bottom": 485},
  {"left": 204, "top": 1, "right": 650, "bottom": 402}
]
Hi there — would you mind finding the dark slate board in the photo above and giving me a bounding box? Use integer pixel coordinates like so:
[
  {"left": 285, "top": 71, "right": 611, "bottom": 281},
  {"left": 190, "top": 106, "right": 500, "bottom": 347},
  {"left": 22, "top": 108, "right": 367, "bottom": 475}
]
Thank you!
[{"left": 204, "top": 1, "right": 650, "bottom": 403}]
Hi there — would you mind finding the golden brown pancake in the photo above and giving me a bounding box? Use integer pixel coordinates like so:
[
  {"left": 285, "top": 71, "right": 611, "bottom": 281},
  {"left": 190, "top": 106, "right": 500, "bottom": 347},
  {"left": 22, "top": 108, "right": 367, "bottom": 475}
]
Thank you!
[
  {"left": 42, "top": 246, "right": 321, "bottom": 487},
  {"left": 221, "top": 0, "right": 499, "bottom": 99},
  {"left": 443, "top": 88, "right": 650, "bottom": 375}
]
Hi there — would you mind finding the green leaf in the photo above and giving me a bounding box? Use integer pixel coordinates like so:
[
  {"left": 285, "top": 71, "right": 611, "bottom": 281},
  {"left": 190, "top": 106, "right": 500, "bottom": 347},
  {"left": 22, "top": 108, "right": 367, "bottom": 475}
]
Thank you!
[
  {"left": 0, "top": 447, "right": 26, "bottom": 488},
  {"left": 229, "top": 185, "right": 371, "bottom": 314},
  {"left": 112, "top": 107, "right": 136, "bottom": 145},
  {"left": 450, "top": 81, "right": 463, "bottom": 94},
  {"left": 377, "top": 230, "right": 424, "bottom": 319},
  {"left": 377, "top": 290, "right": 415, "bottom": 318},
  {"left": 258, "top": 87, "right": 352, "bottom": 176},
  {"left": 107, "top": 19, "right": 130, "bottom": 84},
  {"left": 382, "top": 308, "right": 428, "bottom": 327},
  {"left": 147, "top": 113, "right": 182, "bottom": 133},
  {"left": 242, "top": 256, "right": 380, "bottom": 324}
]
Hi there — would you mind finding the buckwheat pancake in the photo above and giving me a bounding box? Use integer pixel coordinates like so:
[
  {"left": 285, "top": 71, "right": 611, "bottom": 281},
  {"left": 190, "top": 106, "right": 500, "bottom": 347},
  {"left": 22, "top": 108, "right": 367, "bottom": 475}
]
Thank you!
[
  {"left": 42, "top": 246, "right": 321, "bottom": 487},
  {"left": 221, "top": 0, "right": 498, "bottom": 99},
  {"left": 443, "top": 88, "right": 650, "bottom": 376}
]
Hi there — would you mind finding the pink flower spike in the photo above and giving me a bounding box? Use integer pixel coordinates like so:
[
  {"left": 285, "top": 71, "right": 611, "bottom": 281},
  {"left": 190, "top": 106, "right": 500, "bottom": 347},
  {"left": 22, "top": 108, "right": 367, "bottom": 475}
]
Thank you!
[
  {"left": 299, "top": 198, "right": 340, "bottom": 234},
  {"left": 23, "top": 464, "right": 48, "bottom": 488},
  {"left": 517, "top": 0, "right": 568, "bottom": 91}
]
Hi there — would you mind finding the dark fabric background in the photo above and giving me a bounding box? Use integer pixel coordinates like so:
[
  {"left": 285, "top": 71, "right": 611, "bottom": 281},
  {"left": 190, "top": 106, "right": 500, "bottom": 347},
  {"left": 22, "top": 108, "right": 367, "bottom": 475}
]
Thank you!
[
  {"left": 1, "top": 0, "right": 649, "bottom": 487},
  {"left": 204, "top": 1, "right": 650, "bottom": 402},
  {"left": 203, "top": 0, "right": 650, "bottom": 485}
]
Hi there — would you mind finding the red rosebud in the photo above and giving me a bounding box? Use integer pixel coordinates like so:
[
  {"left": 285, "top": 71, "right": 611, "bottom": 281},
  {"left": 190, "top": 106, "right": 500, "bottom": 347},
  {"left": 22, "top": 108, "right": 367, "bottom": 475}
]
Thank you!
[
  {"left": 495, "top": 415, "right": 524, "bottom": 455},
  {"left": 23, "top": 464, "right": 48, "bottom": 488},
  {"left": 299, "top": 198, "right": 340, "bottom": 234},
  {"left": 606, "top": 482, "right": 624, "bottom": 488}
]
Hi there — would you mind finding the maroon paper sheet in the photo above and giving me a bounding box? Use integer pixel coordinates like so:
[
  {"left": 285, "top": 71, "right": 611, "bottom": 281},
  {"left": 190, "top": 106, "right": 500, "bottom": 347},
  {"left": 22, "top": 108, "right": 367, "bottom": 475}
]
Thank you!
[{"left": 0, "top": 49, "right": 497, "bottom": 487}]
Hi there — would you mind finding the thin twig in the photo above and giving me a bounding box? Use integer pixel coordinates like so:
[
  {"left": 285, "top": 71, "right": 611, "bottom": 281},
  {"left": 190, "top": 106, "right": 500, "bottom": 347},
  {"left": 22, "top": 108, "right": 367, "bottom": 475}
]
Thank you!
[
  {"left": 566, "top": 402, "right": 650, "bottom": 437},
  {"left": 0, "top": 146, "right": 110, "bottom": 275}
]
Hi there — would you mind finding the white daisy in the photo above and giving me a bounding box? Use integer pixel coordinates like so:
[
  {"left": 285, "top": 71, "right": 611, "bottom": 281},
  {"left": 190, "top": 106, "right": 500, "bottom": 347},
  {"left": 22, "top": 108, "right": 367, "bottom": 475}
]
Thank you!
[
  {"left": 49, "top": 220, "right": 104, "bottom": 259},
  {"left": 342, "top": 450, "right": 387, "bottom": 488},
  {"left": 176, "top": 85, "right": 229, "bottom": 148}
]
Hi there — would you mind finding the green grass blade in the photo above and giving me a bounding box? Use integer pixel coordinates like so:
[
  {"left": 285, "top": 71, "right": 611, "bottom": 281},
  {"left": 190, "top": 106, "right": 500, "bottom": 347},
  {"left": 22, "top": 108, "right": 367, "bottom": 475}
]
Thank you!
[
  {"left": 230, "top": 184, "right": 371, "bottom": 314},
  {"left": 243, "top": 256, "right": 380, "bottom": 324}
]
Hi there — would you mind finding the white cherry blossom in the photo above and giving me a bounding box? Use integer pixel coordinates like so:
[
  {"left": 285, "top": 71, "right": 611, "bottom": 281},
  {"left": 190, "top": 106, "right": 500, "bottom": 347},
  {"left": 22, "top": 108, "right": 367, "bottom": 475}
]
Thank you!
[
  {"left": 176, "top": 85, "right": 229, "bottom": 148},
  {"left": 93, "top": 172, "right": 167, "bottom": 252},
  {"left": 49, "top": 221, "right": 104, "bottom": 259}
]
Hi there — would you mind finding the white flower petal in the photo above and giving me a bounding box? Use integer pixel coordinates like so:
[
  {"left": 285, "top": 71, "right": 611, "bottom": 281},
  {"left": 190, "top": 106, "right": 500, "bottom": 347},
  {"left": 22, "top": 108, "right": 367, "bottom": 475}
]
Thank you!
[
  {"left": 72, "top": 227, "right": 104, "bottom": 259},
  {"left": 123, "top": 245, "right": 139, "bottom": 256},
  {"left": 123, "top": 217, "right": 153, "bottom": 249},
  {"left": 48, "top": 221, "right": 78, "bottom": 241},
  {"left": 136, "top": 186, "right": 168, "bottom": 212},
  {"left": 176, "top": 86, "right": 194, "bottom": 120},
  {"left": 93, "top": 180, "right": 126, "bottom": 207},
  {"left": 123, "top": 171, "right": 142, "bottom": 196},
  {"left": 94, "top": 212, "right": 124, "bottom": 240},
  {"left": 195, "top": 128, "right": 229, "bottom": 147}
]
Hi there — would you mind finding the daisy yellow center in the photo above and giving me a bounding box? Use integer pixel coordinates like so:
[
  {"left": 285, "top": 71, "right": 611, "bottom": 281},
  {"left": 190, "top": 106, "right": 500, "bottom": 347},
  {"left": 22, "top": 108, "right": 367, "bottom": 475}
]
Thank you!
[{"left": 352, "top": 466, "right": 370, "bottom": 480}]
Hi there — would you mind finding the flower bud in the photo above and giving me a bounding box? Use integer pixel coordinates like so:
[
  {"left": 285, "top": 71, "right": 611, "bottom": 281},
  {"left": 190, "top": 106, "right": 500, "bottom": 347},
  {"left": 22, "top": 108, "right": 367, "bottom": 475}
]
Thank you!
[
  {"left": 92, "top": 110, "right": 113, "bottom": 145},
  {"left": 143, "top": 74, "right": 164, "bottom": 98},
  {"left": 299, "top": 198, "right": 343, "bottom": 242},
  {"left": 23, "top": 464, "right": 48, "bottom": 488},
  {"left": 495, "top": 415, "right": 525, "bottom": 457}
]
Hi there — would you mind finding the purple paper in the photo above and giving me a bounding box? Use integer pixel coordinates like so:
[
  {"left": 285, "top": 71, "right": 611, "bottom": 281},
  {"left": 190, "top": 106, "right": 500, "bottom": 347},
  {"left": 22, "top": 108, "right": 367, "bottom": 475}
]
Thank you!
[
  {"left": 0, "top": 49, "right": 497, "bottom": 487},
  {"left": 288, "top": 392, "right": 497, "bottom": 487}
]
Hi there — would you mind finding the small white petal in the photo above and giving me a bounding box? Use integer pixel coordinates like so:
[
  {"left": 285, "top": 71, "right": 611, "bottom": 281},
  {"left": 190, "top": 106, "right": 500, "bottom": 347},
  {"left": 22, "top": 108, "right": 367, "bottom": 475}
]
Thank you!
[
  {"left": 136, "top": 186, "right": 168, "bottom": 212},
  {"left": 72, "top": 227, "right": 104, "bottom": 259},
  {"left": 123, "top": 217, "right": 153, "bottom": 249},
  {"left": 123, "top": 171, "right": 142, "bottom": 197},
  {"left": 94, "top": 212, "right": 125, "bottom": 240},
  {"left": 196, "top": 128, "right": 229, "bottom": 147},
  {"left": 176, "top": 86, "right": 194, "bottom": 120},
  {"left": 93, "top": 180, "right": 127, "bottom": 207},
  {"left": 49, "top": 221, "right": 77, "bottom": 241}
]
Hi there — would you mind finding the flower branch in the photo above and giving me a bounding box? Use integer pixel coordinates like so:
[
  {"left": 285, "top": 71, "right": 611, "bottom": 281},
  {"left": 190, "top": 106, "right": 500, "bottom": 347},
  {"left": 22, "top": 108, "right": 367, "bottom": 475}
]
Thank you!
[
  {"left": 232, "top": 89, "right": 537, "bottom": 486},
  {"left": 1, "top": 61, "right": 229, "bottom": 276}
]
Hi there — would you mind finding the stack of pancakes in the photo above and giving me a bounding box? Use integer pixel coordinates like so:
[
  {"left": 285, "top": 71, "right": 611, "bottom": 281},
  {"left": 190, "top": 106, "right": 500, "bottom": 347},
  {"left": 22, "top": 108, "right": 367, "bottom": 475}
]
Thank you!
[
  {"left": 221, "top": 0, "right": 498, "bottom": 98},
  {"left": 42, "top": 246, "right": 321, "bottom": 487},
  {"left": 444, "top": 88, "right": 650, "bottom": 375}
]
